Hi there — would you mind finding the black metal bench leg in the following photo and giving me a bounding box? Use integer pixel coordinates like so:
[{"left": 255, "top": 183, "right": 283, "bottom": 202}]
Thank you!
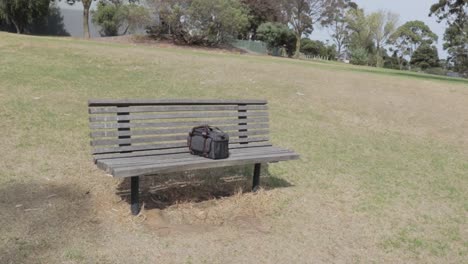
[
  {"left": 252, "top": 163, "right": 261, "bottom": 192},
  {"left": 130, "top": 176, "right": 140, "bottom": 215}
]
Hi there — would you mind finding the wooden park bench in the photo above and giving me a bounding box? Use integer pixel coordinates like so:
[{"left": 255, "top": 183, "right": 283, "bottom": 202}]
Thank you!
[{"left": 88, "top": 99, "right": 299, "bottom": 215}]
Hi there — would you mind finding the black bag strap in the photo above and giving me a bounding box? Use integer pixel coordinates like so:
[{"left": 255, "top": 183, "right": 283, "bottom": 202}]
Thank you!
[
  {"left": 202, "top": 136, "right": 210, "bottom": 157},
  {"left": 190, "top": 125, "right": 224, "bottom": 134},
  {"left": 190, "top": 125, "right": 210, "bottom": 137}
]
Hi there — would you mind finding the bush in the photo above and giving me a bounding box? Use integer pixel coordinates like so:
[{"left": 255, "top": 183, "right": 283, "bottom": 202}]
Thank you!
[
  {"left": 350, "top": 48, "right": 369, "bottom": 65},
  {"left": 424, "top": 67, "right": 447, "bottom": 76},
  {"left": 92, "top": 1, "right": 151, "bottom": 37},
  {"left": 411, "top": 44, "right": 440, "bottom": 70},
  {"left": 300, "top": 39, "right": 324, "bottom": 56},
  {"left": 124, "top": 4, "right": 151, "bottom": 34},
  {"left": 257, "top": 22, "right": 296, "bottom": 56},
  {"left": 92, "top": 1, "right": 126, "bottom": 36},
  {"left": 300, "top": 39, "right": 337, "bottom": 60}
]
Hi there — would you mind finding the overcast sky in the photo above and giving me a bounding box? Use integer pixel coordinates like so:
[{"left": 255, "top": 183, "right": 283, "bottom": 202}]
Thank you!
[{"left": 314, "top": 0, "right": 448, "bottom": 58}]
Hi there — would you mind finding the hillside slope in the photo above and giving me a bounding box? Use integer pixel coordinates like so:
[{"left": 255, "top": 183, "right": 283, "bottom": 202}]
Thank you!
[{"left": 0, "top": 33, "right": 467, "bottom": 263}]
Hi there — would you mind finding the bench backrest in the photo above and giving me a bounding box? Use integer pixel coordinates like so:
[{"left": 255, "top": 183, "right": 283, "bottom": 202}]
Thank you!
[{"left": 88, "top": 99, "right": 271, "bottom": 160}]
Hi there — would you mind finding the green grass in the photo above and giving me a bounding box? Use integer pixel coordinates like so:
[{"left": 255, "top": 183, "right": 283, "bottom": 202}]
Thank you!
[{"left": 0, "top": 32, "right": 467, "bottom": 263}]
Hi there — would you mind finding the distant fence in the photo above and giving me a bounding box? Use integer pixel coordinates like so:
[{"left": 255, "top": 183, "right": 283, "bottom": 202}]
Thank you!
[
  {"left": 231, "top": 40, "right": 268, "bottom": 54},
  {"left": 232, "top": 40, "right": 336, "bottom": 61},
  {"left": 300, "top": 53, "right": 332, "bottom": 61}
]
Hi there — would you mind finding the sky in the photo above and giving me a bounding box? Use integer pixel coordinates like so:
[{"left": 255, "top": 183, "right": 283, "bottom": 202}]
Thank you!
[{"left": 313, "top": 0, "right": 448, "bottom": 58}]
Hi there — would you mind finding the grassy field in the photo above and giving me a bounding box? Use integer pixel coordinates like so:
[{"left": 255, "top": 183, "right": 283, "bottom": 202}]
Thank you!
[{"left": 0, "top": 32, "right": 467, "bottom": 263}]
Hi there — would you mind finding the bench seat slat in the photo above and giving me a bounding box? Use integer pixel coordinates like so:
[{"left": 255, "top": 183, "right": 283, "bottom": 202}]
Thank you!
[
  {"left": 91, "top": 130, "right": 269, "bottom": 146},
  {"left": 88, "top": 99, "right": 267, "bottom": 106},
  {"left": 90, "top": 124, "right": 269, "bottom": 137},
  {"left": 98, "top": 146, "right": 288, "bottom": 167},
  {"left": 89, "top": 105, "right": 268, "bottom": 114},
  {"left": 99, "top": 151, "right": 293, "bottom": 171},
  {"left": 89, "top": 111, "right": 268, "bottom": 122},
  {"left": 92, "top": 137, "right": 270, "bottom": 154},
  {"left": 104, "top": 148, "right": 298, "bottom": 177},
  {"left": 97, "top": 148, "right": 282, "bottom": 170},
  {"left": 92, "top": 142, "right": 273, "bottom": 161},
  {"left": 89, "top": 117, "right": 269, "bottom": 130}
]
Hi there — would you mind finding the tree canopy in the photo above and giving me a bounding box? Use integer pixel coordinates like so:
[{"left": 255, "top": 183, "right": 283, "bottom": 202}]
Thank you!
[
  {"left": 390, "top": 20, "right": 438, "bottom": 69},
  {"left": 322, "top": 0, "right": 358, "bottom": 57},
  {"left": 411, "top": 44, "right": 440, "bottom": 70},
  {"left": 92, "top": 1, "right": 150, "bottom": 36},
  {"left": 284, "top": 0, "right": 331, "bottom": 57},
  {"left": 241, "top": 0, "right": 285, "bottom": 39},
  {"left": 0, "top": 0, "right": 50, "bottom": 33},
  {"left": 257, "top": 22, "right": 296, "bottom": 56},
  {"left": 430, "top": 0, "right": 468, "bottom": 76}
]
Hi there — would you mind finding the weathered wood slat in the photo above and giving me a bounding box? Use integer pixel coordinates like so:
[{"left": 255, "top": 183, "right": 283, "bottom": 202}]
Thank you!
[
  {"left": 92, "top": 137, "right": 270, "bottom": 154},
  {"left": 91, "top": 135, "right": 187, "bottom": 146},
  {"left": 111, "top": 152, "right": 299, "bottom": 177},
  {"left": 92, "top": 130, "right": 267, "bottom": 145},
  {"left": 99, "top": 146, "right": 286, "bottom": 164},
  {"left": 90, "top": 124, "right": 269, "bottom": 138},
  {"left": 88, "top": 99, "right": 267, "bottom": 107},
  {"left": 99, "top": 150, "right": 294, "bottom": 171},
  {"left": 93, "top": 142, "right": 273, "bottom": 160},
  {"left": 100, "top": 147, "right": 291, "bottom": 167},
  {"left": 89, "top": 111, "right": 268, "bottom": 122},
  {"left": 92, "top": 132, "right": 268, "bottom": 146},
  {"left": 89, "top": 105, "right": 268, "bottom": 114},
  {"left": 89, "top": 117, "right": 269, "bottom": 130}
]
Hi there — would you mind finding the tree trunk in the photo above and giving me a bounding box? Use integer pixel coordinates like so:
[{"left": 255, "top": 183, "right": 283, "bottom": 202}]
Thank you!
[
  {"left": 122, "top": 24, "right": 130, "bottom": 35},
  {"left": 82, "top": 2, "right": 91, "bottom": 39},
  {"left": 11, "top": 20, "right": 21, "bottom": 34},
  {"left": 293, "top": 33, "right": 301, "bottom": 58}
]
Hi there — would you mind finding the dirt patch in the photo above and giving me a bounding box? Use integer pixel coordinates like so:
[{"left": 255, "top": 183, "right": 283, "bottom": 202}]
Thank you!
[
  {"left": 91, "top": 34, "right": 249, "bottom": 55},
  {"left": 0, "top": 181, "right": 98, "bottom": 263},
  {"left": 115, "top": 165, "right": 291, "bottom": 210}
]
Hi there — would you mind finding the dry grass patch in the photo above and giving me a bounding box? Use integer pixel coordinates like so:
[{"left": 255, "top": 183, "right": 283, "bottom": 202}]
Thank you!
[{"left": 0, "top": 32, "right": 467, "bottom": 263}]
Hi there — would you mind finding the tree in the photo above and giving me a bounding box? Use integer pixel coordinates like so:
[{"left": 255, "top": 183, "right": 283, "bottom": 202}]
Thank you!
[
  {"left": 257, "top": 22, "right": 296, "bottom": 56},
  {"left": 241, "top": 0, "right": 284, "bottom": 39},
  {"left": 410, "top": 44, "right": 440, "bottom": 70},
  {"left": 430, "top": 0, "right": 468, "bottom": 77},
  {"left": 284, "top": 0, "right": 330, "bottom": 58},
  {"left": 345, "top": 7, "right": 374, "bottom": 64},
  {"left": 0, "top": 0, "right": 50, "bottom": 33},
  {"left": 346, "top": 8, "right": 373, "bottom": 51},
  {"left": 368, "top": 10, "right": 399, "bottom": 67},
  {"left": 123, "top": 3, "right": 151, "bottom": 34},
  {"left": 92, "top": 1, "right": 126, "bottom": 36},
  {"left": 29, "top": 1, "right": 70, "bottom": 36},
  {"left": 322, "top": 0, "right": 358, "bottom": 57},
  {"left": 91, "top": 1, "right": 149, "bottom": 36},
  {"left": 390, "top": 20, "right": 438, "bottom": 70},
  {"left": 384, "top": 51, "right": 408, "bottom": 70},
  {"left": 349, "top": 47, "right": 368, "bottom": 65}
]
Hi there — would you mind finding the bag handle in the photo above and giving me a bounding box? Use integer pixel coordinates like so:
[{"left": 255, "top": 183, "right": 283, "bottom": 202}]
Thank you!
[
  {"left": 189, "top": 125, "right": 208, "bottom": 136},
  {"left": 189, "top": 125, "right": 223, "bottom": 137}
]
